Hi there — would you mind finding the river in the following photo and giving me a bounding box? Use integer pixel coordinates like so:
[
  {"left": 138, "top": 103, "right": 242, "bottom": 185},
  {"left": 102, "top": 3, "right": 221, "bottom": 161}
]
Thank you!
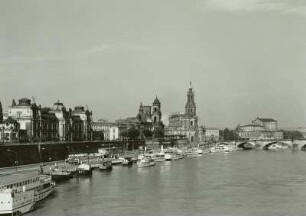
[{"left": 28, "top": 151, "right": 306, "bottom": 216}]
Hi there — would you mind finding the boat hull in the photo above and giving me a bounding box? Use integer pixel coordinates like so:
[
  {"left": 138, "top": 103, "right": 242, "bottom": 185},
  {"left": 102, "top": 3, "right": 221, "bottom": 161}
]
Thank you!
[
  {"left": 0, "top": 183, "right": 55, "bottom": 216},
  {"left": 51, "top": 174, "right": 72, "bottom": 182},
  {"left": 137, "top": 162, "right": 155, "bottom": 168}
]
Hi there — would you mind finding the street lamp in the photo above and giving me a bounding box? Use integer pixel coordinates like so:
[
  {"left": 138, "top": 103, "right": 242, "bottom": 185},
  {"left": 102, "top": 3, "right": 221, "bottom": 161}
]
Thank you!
[{"left": 7, "top": 149, "right": 18, "bottom": 171}]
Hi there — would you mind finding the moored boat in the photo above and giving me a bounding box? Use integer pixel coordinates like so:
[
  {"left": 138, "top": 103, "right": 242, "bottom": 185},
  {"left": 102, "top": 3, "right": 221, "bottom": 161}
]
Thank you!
[
  {"left": 137, "top": 156, "right": 155, "bottom": 168},
  {"left": 50, "top": 169, "right": 73, "bottom": 182},
  {"left": 99, "top": 160, "right": 113, "bottom": 171},
  {"left": 164, "top": 149, "right": 184, "bottom": 161},
  {"left": 151, "top": 152, "right": 166, "bottom": 162},
  {"left": 210, "top": 144, "right": 230, "bottom": 153},
  {"left": 76, "top": 164, "right": 92, "bottom": 175},
  {"left": 186, "top": 148, "right": 203, "bottom": 157},
  {"left": 0, "top": 172, "right": 55, "bottom": 216},
  {"left": 122, "top": 157, "right": 133, "bottom": 166}
]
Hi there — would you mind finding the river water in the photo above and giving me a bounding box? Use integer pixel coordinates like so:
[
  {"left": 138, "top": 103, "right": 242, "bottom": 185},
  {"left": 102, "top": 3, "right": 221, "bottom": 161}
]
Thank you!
[{"left": 28, "top": 151, "right": 306, "bottom": 216}]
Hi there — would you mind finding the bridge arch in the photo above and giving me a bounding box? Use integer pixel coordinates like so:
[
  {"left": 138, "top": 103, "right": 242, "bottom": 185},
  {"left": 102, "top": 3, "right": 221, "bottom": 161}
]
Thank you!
[
  {"left": 300, "top": 144, "right": 306, "bottom": 151},
  {"left": 262, "top": 141, "right": 291, "bottom": 150},
  {"left": 262, "top": 141, "right": 277, "bottom": 150},
  {"left": 237, "top": 142, "right": 255, "bottom": 150}
]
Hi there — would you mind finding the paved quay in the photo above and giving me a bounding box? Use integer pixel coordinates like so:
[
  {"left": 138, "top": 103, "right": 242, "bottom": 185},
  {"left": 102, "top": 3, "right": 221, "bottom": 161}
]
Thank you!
[{"left": 0, "top": 160, "right": 66, "bottom": 175}]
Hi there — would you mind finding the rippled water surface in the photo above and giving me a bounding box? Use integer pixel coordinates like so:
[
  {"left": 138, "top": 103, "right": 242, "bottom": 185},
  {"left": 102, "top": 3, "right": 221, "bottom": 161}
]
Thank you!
[{"left": 28, "top": 151, "right": 306, "bottom": 216}]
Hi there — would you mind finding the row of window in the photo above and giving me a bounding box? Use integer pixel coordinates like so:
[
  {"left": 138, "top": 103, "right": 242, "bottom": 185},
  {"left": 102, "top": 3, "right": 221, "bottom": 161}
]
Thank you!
[{"left": 2, "top": 177, "right": 39, "bottom": 190}]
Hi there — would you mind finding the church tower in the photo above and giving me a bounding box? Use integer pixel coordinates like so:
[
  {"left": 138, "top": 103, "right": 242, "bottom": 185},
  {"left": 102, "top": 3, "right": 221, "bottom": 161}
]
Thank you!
[
  {"left": 185, "top": 82, "right": 196, "bottom": 117},
  {"left": 138, "top": 102, "right": 144, "bottom": 121},
  {"left": 152, "top": 96, "right": 161, "bottom": 124}
]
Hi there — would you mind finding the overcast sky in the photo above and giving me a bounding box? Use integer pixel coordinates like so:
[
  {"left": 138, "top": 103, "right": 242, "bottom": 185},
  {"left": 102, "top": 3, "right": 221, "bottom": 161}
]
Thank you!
[{"left": 1, "top": 0, "right": 306, "bottom": 128}]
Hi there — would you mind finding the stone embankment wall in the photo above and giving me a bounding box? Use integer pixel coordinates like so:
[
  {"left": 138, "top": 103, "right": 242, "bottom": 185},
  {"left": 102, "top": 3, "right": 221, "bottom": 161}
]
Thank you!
[{"left": 0, "top": 140, "right": 144, "bottom": 168}]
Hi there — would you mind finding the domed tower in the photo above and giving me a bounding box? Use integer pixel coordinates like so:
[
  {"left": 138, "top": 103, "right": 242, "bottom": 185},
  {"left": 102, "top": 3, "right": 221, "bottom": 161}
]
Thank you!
[
  {"left": 185, "top": 82, "right": 196, "bottom": 117},
  {"left": 152, "top": 96, "right": 161, "bottom": 124}
]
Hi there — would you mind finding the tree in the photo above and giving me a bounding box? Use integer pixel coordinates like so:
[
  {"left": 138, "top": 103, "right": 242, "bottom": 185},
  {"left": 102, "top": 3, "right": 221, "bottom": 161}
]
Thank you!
[
  {"left": 128, "top": 127, "right": 140, "bottom": 139},
  {"left": 282, "top": 130, "right": 304, "bottom": 140},
  {"left": 0, "top": 101, "right": 3, "bottom": 123},
  {"left": 120, "top": 129, "right": 128, "bottom": 139},
  {"left": 120, "top": 127, "right": 140, "bottom": 140},
  {"left": 154, "top": 126, "right": 164, "bottom": 139},
  {"left": 221, "top": 128, "right": 238, "bottom": 141},
  {"left": 142, "top": 129, "right": 152, "bottom": 139}
]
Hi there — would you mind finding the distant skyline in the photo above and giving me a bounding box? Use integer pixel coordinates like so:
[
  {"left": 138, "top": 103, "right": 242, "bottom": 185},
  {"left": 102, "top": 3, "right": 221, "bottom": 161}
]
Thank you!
[{"left": 1, "top": 0, "right": 306, "bottom": 128}]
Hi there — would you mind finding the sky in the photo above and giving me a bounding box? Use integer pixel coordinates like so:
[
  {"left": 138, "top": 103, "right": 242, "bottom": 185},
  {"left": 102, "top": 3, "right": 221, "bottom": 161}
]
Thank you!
[{"left": 1, "top": 0, "right": 306, "bottom": 128}]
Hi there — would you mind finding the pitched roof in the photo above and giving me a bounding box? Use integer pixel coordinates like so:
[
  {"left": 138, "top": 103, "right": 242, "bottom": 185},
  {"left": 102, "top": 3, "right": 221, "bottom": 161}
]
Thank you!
[
  {"left": 256, "top": 117, "right": 277, "bottom": 122},
  {"left": 153, "top": 96, "right": 160, "bottom": 105},
  {"left": 241, "top": 124, "right": 265, "bottom": 127}
]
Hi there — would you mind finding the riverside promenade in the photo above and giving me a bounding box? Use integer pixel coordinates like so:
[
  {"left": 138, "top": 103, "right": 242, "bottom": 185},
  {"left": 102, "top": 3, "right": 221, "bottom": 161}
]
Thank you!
[
  {"left": 0, "top": 140, "right": 144, "bottom": 168},
  {"left": 0, "top": 160, "right": 65, "bottom": 175}
]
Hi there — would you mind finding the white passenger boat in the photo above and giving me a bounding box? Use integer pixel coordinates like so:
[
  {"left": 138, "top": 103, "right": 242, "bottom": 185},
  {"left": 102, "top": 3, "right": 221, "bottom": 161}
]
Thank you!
[
  {"left": 210, "top": 144, "right": 230, "bottom": 153},
  {"left": 110, "top": 155, "right": 124, "bottom": 165},
  {"left": 164, "top": 149, "right": 184, "bottom": 161},
  {"left": 151, "top": 152, "right": 166, "bottom": 162},
  {"left": 0, "top": 173, "right": 55, "bottom": 216},
  {"left": 137, "top": 156, "right": 155, "bottom": 168},
  {"left": 76, "top": 164, "right": 92, "bottom": 175},
  {"left": 186, "top": 148, "right": 203, "bottom": 157}
]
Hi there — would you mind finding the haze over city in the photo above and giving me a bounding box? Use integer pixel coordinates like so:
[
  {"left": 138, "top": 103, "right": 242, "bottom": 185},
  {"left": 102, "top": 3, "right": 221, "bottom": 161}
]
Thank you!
[{"left": 1, "top": 0, "right": 306, "bottom": 128}]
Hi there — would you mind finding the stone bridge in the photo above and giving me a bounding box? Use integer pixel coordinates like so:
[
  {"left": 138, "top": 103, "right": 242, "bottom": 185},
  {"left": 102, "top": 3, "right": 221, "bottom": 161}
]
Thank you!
[{"left": 236, "top": 140, "right": 306, "bottom": 150}]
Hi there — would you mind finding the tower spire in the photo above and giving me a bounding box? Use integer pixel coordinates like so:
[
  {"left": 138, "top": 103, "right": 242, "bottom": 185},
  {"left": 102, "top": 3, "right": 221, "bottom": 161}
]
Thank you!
[{"left": 185, "top": 84, "right": 196, "bottom": 117}]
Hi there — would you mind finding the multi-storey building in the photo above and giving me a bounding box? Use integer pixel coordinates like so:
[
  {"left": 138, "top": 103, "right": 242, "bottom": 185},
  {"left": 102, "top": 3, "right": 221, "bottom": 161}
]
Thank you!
[
  {"left": 70, "top": 115, "right": 84, "bottom": 141},
  {"left": 0, "top": 117, "right": 19, "bottom": 143},
  {"left": 7, "top": 98, "right": 93, "bottom": 142},
  {"left": 203, "top": 127, "right": 220, "bottom": 142},
  {"left": 71, "top": 106, "right": 93, "bottom": 141},
  {"left": 92, "top": 119, "right": 119, "bottom": 141},
  {"left": 49, "top": 100, "right": 70, "bottom": 141},
  {"left": 238, "top": 117, "right": 283, "bottom": 140},
  {"left": 8, "top": 98, "right": 59, "bottom": 142},
  {"left": 252, "top": 117, "right": 278, "bottom": 131},
  {"left": 165, "top": 84, "right": 199, "bottom": 143}
]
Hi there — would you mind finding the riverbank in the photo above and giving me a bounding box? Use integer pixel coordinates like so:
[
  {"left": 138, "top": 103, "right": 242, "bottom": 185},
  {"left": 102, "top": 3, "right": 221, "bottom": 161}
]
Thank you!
[{"left": 0, "top": 140, "right": 144, "bottom": 168}]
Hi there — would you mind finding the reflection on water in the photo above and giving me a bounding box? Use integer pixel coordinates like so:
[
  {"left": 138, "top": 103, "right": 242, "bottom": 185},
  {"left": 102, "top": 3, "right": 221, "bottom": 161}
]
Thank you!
[{"left": 28, "top": 151, "right": 306, "bottom": 216}]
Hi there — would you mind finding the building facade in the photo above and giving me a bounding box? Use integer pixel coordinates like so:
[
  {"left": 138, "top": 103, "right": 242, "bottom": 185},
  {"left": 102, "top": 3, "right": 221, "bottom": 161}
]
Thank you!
[
  {"left": 238, "top": 117, "right": 283, "bottom": 140},
  {"left": 8, "top": 98, "right": 59, "bottom": 142},
  {"left": 92, "top": 120, "right": 119, "bottom": 141},
  {"left": 0, "top": 117, "right": 19, "bottom": 143},
  {"left": 203, "top": 128, "right": 220, "bottom": 142},
  {"left": 7, "top": 98, "right": 93, "bottom": 142},
  {"left": 138, "top": 96, "right": 162, "bottom": 131},
  {"left": 252, "top": 117, "right": 278, "bottom": 131},
  {"left": 165, "top": 84, "right": 199, "bottom": 143},
  {"left": 49, "top": 100, "right": 70, "bottom": 141},
  {"left": 71, "top": 106, "right": 93, "bottom": 141}
]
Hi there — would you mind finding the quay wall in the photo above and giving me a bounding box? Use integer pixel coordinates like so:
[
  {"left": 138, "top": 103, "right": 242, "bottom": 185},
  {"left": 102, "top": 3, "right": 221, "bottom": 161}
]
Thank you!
[{"left": 0, "top": 140, "right": 144, "bottom": 168}]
